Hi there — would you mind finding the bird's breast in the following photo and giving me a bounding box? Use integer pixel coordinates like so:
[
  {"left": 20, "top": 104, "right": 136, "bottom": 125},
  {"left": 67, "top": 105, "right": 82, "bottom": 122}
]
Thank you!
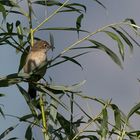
[
  {"left": 30, "top": 51, "right": 47, "bottom": 66},
  {"left": 24, "top": 51, "right": 47, "bottom": 73}
]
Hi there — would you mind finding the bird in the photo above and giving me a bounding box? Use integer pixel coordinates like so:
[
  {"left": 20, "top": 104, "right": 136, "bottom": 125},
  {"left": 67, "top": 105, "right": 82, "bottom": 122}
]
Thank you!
[{"left": 23, "top": 40, "right": 53, "bottom": 99}]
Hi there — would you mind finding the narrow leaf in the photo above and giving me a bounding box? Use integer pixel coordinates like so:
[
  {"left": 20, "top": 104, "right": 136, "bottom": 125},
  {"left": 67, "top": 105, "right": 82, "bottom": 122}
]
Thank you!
[
  {"left": 0, "top": 106, "right": 5, "bottom": 118},
  {"left": 5, "top": 40, "right": 23, "bottom": 52},
  {"left": 48, "top": 98, "right": 58, "bottom": 132},
  {"left": 76, "top": 14, "right": 84, "bottom": 36},
  {"left": 92, "top": 0, "right": 106, "bottom": 9},
  {"left": 103, "top": 30, "right": 125, "bottom": 60},
  {"left": 0, "top": 93, "right": 5, "bottom": 97},
  {"left": 48, "top": 80, "right": 86, "bottom": 92},
  {"left": 57, "top": 113, "right": 74, "bottom": 137},
  {"left": 48, "top": 51, "right": 89, "bottom": 69},
  {"left": 49, "top": 33, "right": 55, "bottom": 51},
  {"left": 78, "top": 135, "right": 99, "bottom": 140},
  {"left": 36, "top": 85, "right": 69, "bottom": 110},
  {"left": 120, "top": 27, "right": 140, "bottom": 47},
  {"left": 15, "top": 20, "right": 24, "bottom": 53},
  {"left": 6, "top": 22, "right": 13, "bottom": 33},
  {"left": 0, "top": 125, "right": 18, "bottom": 139},
  {"left": 0, "top": 73, "right": 22, "bottom": 87},
  {"left": 88, "top": 40, "right": 123, "bottom": 68},
  {"left": 20, "top": 114, "right": 34, "bottom": 121},
  {"left": 6, "top": 10, "right": 23, "bottom": 15},
  {"left": 0, "top": 3, "right": 6, "bottom": 20},
  {"left": 111, "top": 27, "right": 133, "bottom": 53},
  {"left": 58, "top": 9, "right": 82, "bottom": 13},
  {"left": 110, "top": 104, "right": 121, "bottom": 130},
  {"left": 101, "top": 108, "right": 108, "bottom": 139},
  {"left": 39, "top": 27, "right": 89, "bottom": 33},
  {"left": 125, "top": 18, "right": 137, "bottom": 30},
  {"left": 25, "top": 125, "right": 32, "bottom": 140},
  {"left": 7, "top": 137, "right": 18, "bottom": 140},
  {"left": 62, "top": 56, "right": 83, "bottom": 70},
  {"left": 0, "top": 1, "right": 16, "bottom": 7},
  {"left": 127, "top": 102, "right": 140, "bottom": 121},
  {"left": 16, "top": 84, "right": 38, "bottom": 116},
  {"left": 18, "top": 45, "right": 30, "bottom": 72},
  {"left": 67, "top": 3, "right": 86, "bottom": 12},
  {"left": 34, "top": 1, "right": 82, "bottom": 13}
]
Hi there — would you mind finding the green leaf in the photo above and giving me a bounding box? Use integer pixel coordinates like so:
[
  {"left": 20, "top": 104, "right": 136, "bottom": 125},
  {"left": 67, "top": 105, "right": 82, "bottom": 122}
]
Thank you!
[
  {"left": 18, "top": 45, "right": 30, "bottom": 72},
  {"left": 0, "top": 93, "right": 5, "bottom": 97},
  {"left": 0, "top": 73, "right": 23, "bottom": 87},
  {"left": 0, "top": 36, "right": 9, "bottom": 44},
  {"left": 103, "top": 30, "right": 125, "bottom": 60},
  {"left": 58, "top": 9, "right": 82, "bottom": 13},
  {"left": 25, "top": 125, "right": 32, "bottom": 140},
  {"left": 111, "top": 27, "right": 133, "bottom": 53},
  {"left": 110, "top": 104, "right": 121, "bottom": 130},
  {"left": 6, "top": 22, "right": 13, "bottom": 33},
  {"left": 5, "top": 40, "right": 23, "bottom": 52},
  {"left": 16, "top": 84, "right": 30, "bottom": 102},
  {"left": 67, "top": 3, "right": 86, "bottom": 12},
  {"left": 61, "top": 56, "right": 83, "bottom": 70},
  {"left": 88, "top": 40, "right": 123, "bottom": 69},
  {"left": 16, "top": 84, "right": 38, "bottom": 117},
  {"left": 127, "top": 102, "right": 140, "bottom": 121},
  {"left": 15, "top": 20, "right": 24, "bottom": 53},
  {"left": 120, "top": 27, "right": 140, "bottom": 47},
  {"left": 0, "top": 107, "right": 5, "bottom": 118},
  {"left": 0, "top": 3, "right": 6, "bottom": 20},
  {"left": 5, "top": 10, "right": 23, "bottom": 15},
  {"left": 39, "top": 27, "right": 89, "bottom": 33},
  {"left": 0, "top": 124, "right": 18, "bottom": 139},
  {"left": 33, "top": 1, "right": 83, "bottom": 13},
  {"left": 20, "top": 114, "right": 34, "bottom": 121},
  {"left": 48, "top": 51, "right": 89, "bottom": 69},
  {"left": 127, "top": 130, "right": 140, "bottom": 138},
  {"left": 76, "top": 14, "right": 84, "bottom": 36},
  {"left": 77, "top": 135, "right": 99, "bottom": 140},
  {"left": 101, "top": 108, "right": 108, "bottom": 139},
  {"left": 36, "top": 84, "right": 69, "bottom": 111},
  {"left": 0, "top": 72, "right": 30, "bottom": 87},
  {"left": 49, "top": 33, "right": 55, "bottom": 51},
  {"left": 0, "top": 1, "right": 16, "bottom": 7},
  {"left": 125, "top": 18, "right": 137, "bottom": 30},
  {"left": 48, "top": 98, "right": 58, "bottom": 132},
  {"left": 57, "top": 113, "right": 75, "bottom": 139},
  {"left": 48, "top": 80, "right": 86, "bottom": 92},
  {"left": 7, "top": 137, "right": 18, "bottom": 140},
  {"left": 92, "top": 0, "right": 106, "bottom": 9}
]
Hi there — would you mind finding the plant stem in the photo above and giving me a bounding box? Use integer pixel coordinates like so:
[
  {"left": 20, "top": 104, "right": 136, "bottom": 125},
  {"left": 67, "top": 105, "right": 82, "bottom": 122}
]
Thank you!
[
  {"left": 27, "top": 0, "right": 34, "bottom": 47},
  {"left": 60, "top": 22, "right": 139, "bottom": 55},
  {"left": 72, "top": 112, "right": 102, "bottom": 140},
  {"left": 40, "top": 94, "right": 48, "bottom": 140},
  {"left": 70, "top": 93, "right": 74, "bottom": 136},
  {"left": 33, "top": 0, "right": 70, "bottom": 33}
]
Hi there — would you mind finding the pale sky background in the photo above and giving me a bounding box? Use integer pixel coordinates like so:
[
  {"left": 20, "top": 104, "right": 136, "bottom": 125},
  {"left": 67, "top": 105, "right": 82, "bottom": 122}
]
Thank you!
[{"left": 0, "top": 0, "right": 140, "bottom": 139}]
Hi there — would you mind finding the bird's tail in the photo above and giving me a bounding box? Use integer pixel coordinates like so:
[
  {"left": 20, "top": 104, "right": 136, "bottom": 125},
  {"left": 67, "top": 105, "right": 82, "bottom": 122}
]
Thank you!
[{"left": 28, "top": 83, "right": 37, "bottom": 99}]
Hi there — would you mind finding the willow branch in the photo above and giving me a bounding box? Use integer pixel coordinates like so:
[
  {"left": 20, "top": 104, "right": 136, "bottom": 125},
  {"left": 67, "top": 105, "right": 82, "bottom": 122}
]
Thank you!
[
  {"left": 33, "top": 0, "right": 70, "bottom": 33},
  {"left": 40, "top": 94, "right": 48, "bottom": 139}
]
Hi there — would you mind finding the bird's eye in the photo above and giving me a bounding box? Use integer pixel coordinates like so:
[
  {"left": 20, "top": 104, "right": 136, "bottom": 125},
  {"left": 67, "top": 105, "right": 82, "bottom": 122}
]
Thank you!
[{"left": 44, "top": 43, "right": 47, "bottom": 47}]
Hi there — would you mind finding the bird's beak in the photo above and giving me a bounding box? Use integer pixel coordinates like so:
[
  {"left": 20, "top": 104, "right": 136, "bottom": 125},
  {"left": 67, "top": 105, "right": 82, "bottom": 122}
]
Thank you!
[{"left": 50, "top": 45, "right": 55, "bottom": 51}]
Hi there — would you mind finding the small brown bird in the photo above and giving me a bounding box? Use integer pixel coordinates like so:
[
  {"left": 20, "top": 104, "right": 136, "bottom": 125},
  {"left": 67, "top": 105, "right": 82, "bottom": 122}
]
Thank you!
[{"left": 24, "top": 40, "right": 52, "bottom": 99}]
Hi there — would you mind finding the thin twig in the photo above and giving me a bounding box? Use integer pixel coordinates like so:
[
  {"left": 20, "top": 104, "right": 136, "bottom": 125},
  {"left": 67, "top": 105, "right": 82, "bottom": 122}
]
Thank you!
[
  {"left": 72, "top": 112, "right": 102, "bottom": 140},
  {"left": 40, "top": 94, "right": 48, "bottom": 139},
  {"left": 33, "top": 0, "right": 70, "bottom": 33},
  {"left": 27, "top": 0, "right": 34, "bottom": 47}
]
